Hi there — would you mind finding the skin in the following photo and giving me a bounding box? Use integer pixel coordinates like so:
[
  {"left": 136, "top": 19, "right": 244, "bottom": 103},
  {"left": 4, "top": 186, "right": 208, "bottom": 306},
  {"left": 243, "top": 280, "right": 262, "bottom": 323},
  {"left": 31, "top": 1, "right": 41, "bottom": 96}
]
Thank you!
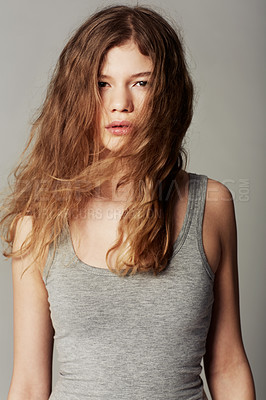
[
  {"left": 98, "top": 40, "right": 153, "bottom": 154},
  {"left": 96, "top": 40, "right": 153, "bottom": 202},
  {"left": 8, "top": 41, "right": 256, "bottom": 399}
]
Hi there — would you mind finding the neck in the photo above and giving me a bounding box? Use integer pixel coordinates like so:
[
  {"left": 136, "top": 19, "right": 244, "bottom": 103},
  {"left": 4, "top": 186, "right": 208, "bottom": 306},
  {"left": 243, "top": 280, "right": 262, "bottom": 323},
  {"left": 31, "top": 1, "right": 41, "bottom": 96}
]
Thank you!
[{"left": 97, "top": 179, "right": 134, "bottom": 203}]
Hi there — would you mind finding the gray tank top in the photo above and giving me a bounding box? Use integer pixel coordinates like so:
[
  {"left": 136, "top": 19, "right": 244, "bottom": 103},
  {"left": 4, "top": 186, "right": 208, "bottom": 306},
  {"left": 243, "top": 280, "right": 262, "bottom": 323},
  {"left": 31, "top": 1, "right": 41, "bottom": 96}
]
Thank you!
[{"left": 42, "top": 172, "right": 215, "bottom": 400}]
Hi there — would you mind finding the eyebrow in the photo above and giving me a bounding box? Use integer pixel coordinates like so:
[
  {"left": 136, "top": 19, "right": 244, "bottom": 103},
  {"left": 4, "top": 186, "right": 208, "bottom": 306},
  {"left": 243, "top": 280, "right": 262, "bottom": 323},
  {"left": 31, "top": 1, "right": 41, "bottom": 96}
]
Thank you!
[{"left": 98, "top": 72, "right": 152, "bottom": 80}]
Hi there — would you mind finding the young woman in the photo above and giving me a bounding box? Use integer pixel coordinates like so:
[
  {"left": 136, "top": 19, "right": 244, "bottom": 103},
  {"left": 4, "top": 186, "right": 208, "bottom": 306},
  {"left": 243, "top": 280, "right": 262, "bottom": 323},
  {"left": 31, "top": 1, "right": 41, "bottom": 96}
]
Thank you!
[{"left": 1, "top": 5, "right": 255, "bottom": 400}]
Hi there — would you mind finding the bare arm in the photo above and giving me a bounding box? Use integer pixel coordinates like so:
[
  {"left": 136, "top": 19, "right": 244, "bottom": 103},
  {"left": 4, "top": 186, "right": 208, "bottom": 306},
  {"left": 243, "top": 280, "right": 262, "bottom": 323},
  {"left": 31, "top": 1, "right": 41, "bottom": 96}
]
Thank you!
[
  {"left": 204, "top": 182, "right": 256, "bottom": 399},
  {"left": 7, "top": 216, "right": 54, "bottom": 400}
]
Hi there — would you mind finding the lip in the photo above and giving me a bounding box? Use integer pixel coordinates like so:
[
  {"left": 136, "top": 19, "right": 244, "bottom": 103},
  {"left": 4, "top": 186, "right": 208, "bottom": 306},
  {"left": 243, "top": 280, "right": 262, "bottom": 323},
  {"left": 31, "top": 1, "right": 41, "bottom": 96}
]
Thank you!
[{"left": 105, "top": 120, "right": 132, "bottom": 136}]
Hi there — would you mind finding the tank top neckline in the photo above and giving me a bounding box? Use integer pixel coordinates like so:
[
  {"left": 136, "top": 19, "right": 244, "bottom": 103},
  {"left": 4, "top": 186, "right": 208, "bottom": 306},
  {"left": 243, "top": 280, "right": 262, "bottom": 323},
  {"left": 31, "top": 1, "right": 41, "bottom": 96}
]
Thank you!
[{"left": 66, "top": 171, "right": 196, "bottom": 275}]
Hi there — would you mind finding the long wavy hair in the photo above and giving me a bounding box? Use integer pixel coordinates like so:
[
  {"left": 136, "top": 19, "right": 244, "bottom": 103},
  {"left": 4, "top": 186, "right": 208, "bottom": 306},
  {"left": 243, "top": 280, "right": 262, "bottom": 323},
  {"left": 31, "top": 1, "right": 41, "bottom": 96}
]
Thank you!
[{"left": 0, "top": 5, "right": 194, "bottom": 277}]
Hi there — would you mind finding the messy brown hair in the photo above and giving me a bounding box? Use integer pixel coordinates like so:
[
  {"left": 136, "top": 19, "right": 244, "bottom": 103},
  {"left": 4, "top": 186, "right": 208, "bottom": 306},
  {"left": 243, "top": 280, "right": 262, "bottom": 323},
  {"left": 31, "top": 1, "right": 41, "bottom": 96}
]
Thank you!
[{"left": 0, "top": 5, "right": 193, "bottom": 277}]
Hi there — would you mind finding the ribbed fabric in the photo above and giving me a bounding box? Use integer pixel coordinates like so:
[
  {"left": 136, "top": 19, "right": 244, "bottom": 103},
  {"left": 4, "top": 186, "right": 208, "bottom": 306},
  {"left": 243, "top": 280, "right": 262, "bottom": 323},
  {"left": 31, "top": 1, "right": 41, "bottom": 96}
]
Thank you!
[{"left": 43, "top": 172, "right": 214, "bottom": 399}]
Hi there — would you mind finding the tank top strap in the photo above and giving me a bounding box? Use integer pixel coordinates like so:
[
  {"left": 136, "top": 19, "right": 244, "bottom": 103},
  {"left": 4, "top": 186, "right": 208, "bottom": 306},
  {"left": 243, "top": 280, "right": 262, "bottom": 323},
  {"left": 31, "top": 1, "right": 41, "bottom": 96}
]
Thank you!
[
  {"left": 42, "top": 225, "right": 75, "bottom": 285},
  {"left": 172, "top": 172, "right": 208, "bottom": 254},
  {"left": 185, "top": 172, "right": 215, "bottom": 281},
  {"left": 187, "top": 172, "right": 209, "bottom": 235}
]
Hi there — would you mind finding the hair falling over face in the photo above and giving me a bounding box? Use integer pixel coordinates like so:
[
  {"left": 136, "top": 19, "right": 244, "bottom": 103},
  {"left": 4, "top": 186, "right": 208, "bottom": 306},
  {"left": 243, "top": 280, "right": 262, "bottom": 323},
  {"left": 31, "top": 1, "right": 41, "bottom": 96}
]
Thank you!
[{"left": 0, "top": 5, "right": 194, "bottom": 277}]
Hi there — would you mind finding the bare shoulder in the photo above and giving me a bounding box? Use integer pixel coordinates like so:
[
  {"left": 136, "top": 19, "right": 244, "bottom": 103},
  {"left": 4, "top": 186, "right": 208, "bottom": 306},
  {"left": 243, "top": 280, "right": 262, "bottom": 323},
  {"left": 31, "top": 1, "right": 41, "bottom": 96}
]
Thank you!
[
  {"left": 206, "top": 178, "right": 235, "bottom": 221},
  {"left": 13, "top": 215, "right": 49, "bottom": 276},
  {"left": 13, "top": 215, "right": 33, "bottom": 253},
  {"left": 205, "top": 177, "right": 236, "bottom": 245},
  {"left": 206, "top": 177, "right": 233, "bottom": 202}
]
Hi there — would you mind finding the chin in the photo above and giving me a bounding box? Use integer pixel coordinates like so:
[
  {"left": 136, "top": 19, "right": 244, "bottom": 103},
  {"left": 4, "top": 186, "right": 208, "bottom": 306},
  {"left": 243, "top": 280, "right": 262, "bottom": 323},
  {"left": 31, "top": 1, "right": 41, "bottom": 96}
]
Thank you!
[{"left": 101, "top": 135, "right": 125, "bottom": 152}]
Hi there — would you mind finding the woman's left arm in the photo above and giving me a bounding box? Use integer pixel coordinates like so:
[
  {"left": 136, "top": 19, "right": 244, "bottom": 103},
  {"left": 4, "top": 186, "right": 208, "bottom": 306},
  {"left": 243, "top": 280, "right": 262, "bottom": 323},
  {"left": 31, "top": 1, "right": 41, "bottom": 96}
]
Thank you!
[{"left": 204, "top": 182, "right": 256, "bottom": 399}]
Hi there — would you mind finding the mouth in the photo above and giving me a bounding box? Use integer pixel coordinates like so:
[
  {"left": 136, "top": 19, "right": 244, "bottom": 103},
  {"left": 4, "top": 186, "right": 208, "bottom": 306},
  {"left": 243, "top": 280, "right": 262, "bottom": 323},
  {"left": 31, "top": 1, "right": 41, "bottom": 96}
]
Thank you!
[{"left": 105, "top": 120, "right": 132, "bottom": 136}]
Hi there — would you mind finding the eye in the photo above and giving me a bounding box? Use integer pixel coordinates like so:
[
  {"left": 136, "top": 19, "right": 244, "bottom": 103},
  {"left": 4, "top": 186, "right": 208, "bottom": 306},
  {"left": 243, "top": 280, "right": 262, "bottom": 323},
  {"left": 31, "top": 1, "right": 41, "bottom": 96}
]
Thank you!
[
  {"left": 135, "top": 81, "right": 148, "bottom": 87},
  {"left": 98, "top": 82, "right": 109, "bottom": 88}
]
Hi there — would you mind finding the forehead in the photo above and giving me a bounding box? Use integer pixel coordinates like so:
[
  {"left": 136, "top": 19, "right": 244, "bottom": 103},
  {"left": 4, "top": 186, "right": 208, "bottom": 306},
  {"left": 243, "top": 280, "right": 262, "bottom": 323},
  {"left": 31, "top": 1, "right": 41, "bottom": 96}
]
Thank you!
[{"left": 100, "top": 41, "right": 153, "bottom": 75}]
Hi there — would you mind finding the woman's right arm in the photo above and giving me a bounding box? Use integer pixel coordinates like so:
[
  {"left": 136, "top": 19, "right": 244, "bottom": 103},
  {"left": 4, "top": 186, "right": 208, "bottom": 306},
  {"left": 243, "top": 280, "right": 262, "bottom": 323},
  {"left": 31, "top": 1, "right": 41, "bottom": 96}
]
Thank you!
[{"left": 7, "top": 216, "right": 54, "bottom": 400}]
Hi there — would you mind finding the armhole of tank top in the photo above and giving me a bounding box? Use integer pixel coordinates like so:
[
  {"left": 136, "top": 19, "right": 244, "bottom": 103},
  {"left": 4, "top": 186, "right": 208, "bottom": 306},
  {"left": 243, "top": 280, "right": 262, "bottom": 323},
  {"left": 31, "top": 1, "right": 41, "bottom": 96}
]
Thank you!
[
  {"left": 196, "top": 175, "right": 215, "bottom": 282},
  {"left": 42, "top": 241, "right": 56, "bottom": 286}
]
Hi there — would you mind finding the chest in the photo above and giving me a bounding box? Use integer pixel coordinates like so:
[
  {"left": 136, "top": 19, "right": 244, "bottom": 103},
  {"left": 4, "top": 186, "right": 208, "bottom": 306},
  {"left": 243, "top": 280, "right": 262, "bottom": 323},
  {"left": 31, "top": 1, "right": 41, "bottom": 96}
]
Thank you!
[
  {"left": 47, "top": 257, "right": 214, "bottom": 341},
  {"left": 69, "top": 202, "right": 124, "bottom": 269},
  {"left": 69, "top": 197, "right": 220, "bottom": 274}
]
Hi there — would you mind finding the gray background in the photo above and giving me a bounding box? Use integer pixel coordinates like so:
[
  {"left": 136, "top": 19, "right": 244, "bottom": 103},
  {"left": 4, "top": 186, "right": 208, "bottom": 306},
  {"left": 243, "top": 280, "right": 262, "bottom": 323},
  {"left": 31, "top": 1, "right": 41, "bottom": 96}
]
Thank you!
[{"left": 0, "top": 0, "right": 265, "bottom": 398}]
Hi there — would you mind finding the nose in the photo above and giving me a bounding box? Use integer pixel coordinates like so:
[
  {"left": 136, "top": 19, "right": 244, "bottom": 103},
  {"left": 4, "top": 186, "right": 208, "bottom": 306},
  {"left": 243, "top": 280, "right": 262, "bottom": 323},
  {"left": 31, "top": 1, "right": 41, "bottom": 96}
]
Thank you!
[{"left": 109, "top": 86, "right": 134, "bottom": 113}]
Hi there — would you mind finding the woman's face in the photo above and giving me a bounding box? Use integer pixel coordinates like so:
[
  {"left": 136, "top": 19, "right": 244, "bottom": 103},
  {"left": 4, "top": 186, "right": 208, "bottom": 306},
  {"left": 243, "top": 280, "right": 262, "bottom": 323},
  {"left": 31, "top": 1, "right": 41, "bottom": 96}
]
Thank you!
[{"left": 98, "top": 40, "right": 153, "bottom": 151}]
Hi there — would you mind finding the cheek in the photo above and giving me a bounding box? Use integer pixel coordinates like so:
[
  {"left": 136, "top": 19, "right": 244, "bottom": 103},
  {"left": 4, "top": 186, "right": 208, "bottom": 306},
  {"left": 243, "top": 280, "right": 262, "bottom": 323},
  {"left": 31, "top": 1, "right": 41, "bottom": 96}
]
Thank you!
[
  {"left": 98, "top": 89, "right": 108, "bottom": 108},
  {"left": 99, "top": 90, "right": 107, "bottom": 102},
  {"left": 134, "top": 92, "right": 147, "bottom": 110},
  {"left": 98, "top": 100, "right": 108, "bottom": 121}
]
